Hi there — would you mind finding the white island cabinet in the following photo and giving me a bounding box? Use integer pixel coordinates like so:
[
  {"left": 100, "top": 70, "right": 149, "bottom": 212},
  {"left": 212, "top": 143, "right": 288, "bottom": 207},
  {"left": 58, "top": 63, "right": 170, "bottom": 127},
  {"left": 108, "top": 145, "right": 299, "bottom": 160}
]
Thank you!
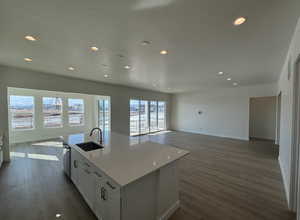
[
  {"left": 64, "top": 132, "right": 189, "bottom": 220},
  {"left": 0, "top": 135, "right": 3, "bottom": 168}
]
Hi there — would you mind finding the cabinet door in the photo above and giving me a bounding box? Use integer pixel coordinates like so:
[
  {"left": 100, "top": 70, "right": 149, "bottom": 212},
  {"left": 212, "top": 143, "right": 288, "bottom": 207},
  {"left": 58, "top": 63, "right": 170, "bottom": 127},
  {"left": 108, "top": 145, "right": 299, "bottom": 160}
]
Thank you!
[
  {"left": 0, "top": 150, "right": 3, "bottom": 168},
  {"left": 94, "top": 179, "right": 120, "bottom": 220},
  {"left": 94, "top": 172, "right": 104, "bottom": 220},
  {"left": 79, "top": 161, "right": 95, "bottom": 209},
  {"left": 70, "top": 149, "right": 79, "bottom": 186},
  {"left": 101, "top": 181, "right": 121, "bottom": 220},
  {"left": 77, "top": 162, "right": 84, "bottom": 195}
]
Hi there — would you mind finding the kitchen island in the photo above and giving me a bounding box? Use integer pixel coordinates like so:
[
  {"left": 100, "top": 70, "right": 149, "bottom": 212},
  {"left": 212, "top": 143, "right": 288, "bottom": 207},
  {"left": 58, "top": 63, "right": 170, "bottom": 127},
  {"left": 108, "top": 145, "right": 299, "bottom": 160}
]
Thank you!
[{"left": 63, "top": 132, "right": 189, "bottom": 220}]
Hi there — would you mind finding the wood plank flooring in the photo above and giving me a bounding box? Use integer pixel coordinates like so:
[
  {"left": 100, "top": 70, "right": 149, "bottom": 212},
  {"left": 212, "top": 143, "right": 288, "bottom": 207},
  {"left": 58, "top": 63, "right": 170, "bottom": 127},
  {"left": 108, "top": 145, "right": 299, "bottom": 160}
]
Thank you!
[{"left": 0, "top": 131, "right": 295, "bottom": 220}]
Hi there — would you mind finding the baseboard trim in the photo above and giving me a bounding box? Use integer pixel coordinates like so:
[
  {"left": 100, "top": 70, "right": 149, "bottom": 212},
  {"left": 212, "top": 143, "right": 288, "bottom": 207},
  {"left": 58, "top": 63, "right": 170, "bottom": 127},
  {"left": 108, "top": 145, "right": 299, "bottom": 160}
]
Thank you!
[
  {"left": 172, "top": 129, "right": 249, "bottom": 141},
  {"left": 158, "top": 200, "right": 180, "bottom": 220},
  {"left": 249, "top": 137, "right": 275, "bottom": 142},
  {"left": 278, "top": 156, "right": 290, "bottom": 206}
]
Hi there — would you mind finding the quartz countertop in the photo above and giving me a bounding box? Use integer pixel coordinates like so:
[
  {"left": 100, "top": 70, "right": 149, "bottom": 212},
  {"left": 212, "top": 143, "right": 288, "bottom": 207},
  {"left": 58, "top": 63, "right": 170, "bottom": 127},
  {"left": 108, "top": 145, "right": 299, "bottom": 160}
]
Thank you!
[{"left": 62, "top": 132, "right": 189, "bottom": 186}]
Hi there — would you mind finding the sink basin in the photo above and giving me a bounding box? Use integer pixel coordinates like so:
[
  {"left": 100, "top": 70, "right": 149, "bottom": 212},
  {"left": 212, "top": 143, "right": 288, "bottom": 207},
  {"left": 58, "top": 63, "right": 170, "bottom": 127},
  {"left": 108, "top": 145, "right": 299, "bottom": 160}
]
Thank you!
[{"left": 76, "top": 142, "right": 104, "bottom": 151}]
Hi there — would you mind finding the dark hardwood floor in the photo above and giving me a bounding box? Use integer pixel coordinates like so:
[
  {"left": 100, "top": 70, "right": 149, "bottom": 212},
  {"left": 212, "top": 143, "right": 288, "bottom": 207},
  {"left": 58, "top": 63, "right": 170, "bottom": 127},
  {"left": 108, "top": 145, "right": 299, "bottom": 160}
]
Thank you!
[{"left": 0, "top": 131, "right": 295, "bottom": 220}]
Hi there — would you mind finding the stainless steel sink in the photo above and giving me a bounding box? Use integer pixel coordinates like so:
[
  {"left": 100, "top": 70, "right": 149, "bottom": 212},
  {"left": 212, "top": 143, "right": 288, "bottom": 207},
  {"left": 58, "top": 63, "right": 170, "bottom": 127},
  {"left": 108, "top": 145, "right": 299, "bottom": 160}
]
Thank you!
[{"left": 76, "top": 142, "right": 104, "bottom": 151}]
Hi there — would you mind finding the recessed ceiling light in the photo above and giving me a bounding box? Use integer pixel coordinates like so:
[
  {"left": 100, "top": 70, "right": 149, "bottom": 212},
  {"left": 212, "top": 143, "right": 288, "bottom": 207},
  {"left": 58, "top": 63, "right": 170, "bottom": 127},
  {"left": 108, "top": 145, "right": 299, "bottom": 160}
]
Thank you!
[
  {"left": 218, "top": 71, "right": 224, "bottom": 75},
  {"left": 104, "top": 74, "right": 110, "bottom": 78},
  {"left": 233, "top": 82, "right": 238, "bottom": 86},
  {"left": 68, "top": 66, "right": 75, "bottom": 71},
  {"left": 24, "top": 57, "right": 32, "bottom": 62},
  {"left": 141, "top": 41, "right": 151, "bottom": 46},
  {"left": 25, "top": 35, "right": 37, "bottom": 41},
  {"left": 227, "top": 78, "right": 232, "bottom": 81},
  {"left": 160, "top": 50, "right": 168, "bottom": 55},
  {"left": 233, "top": 17, "right": 246, "bottom": 26},
  {"left": 55, "top": 214, "right": 61, "bottom": 218},
  {"left": 124, "top": 65, "right": 131, "bottom": 70},
  {"left": 90, "top": 46, "right": 99, "bottom": 52}
]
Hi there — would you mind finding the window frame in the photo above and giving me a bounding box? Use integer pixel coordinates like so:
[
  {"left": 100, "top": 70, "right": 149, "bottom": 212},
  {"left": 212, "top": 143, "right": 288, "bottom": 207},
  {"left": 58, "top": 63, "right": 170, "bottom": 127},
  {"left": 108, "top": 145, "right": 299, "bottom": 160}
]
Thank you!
[
  {"left": 130, "top": 99, "right": 140, "bottom": 136},
  {"left": 98, "top": 98, "right": 111, "bottom": 132},
  {"left": 68, "top": 98, "right": 85, "bottom": 127},
  {"left": 42, "top": 97, "right": 63, "bottom": 128},
  {"left": 9, "top": 95, "right": 35, "bottom": 131},
  {"left": 158, "top": 101, "right": 167, "bottom": 131},
  {"left": 150, "top": 100, "right": 158, "bottom": 133}
]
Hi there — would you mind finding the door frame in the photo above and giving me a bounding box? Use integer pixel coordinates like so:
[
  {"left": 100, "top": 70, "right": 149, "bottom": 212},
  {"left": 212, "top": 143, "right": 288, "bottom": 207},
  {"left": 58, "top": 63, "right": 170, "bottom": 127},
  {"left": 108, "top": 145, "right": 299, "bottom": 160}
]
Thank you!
[
  {"left": 291, "top": 55, "right": 300, "bottom": 213},
  {"left": 96, "top": 97, "right": 111, "bottom": 132},
  {"left": 275, "top": 92, "right": 282, "bottom": 145}
]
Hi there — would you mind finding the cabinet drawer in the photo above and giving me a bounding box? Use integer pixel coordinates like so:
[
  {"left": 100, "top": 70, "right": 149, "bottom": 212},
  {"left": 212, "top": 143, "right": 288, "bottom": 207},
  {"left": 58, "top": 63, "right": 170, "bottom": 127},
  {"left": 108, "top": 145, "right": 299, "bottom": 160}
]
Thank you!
[
  {"left": 95, "top": 170, "right": 120, "bottom": 193},
  {"left": 104, "top": 180, "right": 120, "bottom": 194},
  {"left": 92, "top": 166, "right": 120, "bottom": 193}
]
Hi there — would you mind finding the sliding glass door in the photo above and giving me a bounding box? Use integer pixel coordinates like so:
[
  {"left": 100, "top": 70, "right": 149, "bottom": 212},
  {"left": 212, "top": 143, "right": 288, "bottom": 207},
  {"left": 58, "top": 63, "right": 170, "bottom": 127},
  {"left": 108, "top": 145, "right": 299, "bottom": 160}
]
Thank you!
[
  {"left": 150, "top": 101, "right": 158, "bottom": 132},
  {"left": 140, "top": 100, "right": 149, "bottom": 134},
  {"left": 130, "top": 99, "right": 166, "bottom": 136},
  {"left": 130, "top": 100, "right": 140, "bottom": 136},
  {"left": 158, "top": 101, "right": 166, "bottom": 130}
]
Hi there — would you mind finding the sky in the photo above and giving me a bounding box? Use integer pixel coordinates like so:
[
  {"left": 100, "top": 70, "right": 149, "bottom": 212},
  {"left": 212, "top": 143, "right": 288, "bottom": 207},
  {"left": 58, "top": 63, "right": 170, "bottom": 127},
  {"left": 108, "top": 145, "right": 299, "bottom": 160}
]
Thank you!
[
  {"left": 10, "top": 96, "right": 34, "bottom": 107},
  {"left": 43, "top": 97, "right": 62, "bottom": 105},
  {"left": 68, "top": 99, "right": 84, "bottom": 106},
  {"left": 10, "top": 96, "right": 84, "bottom": 107}
]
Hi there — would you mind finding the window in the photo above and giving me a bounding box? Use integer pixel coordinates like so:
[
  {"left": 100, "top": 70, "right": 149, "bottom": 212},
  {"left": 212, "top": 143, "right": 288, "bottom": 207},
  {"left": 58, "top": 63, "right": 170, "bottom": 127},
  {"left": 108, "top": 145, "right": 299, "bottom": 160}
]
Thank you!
[
  {"left": 158, "top": 101, "right": 166, "bottom": 130},
  {"left": 130, "top": 99, "right": 167, "bottom": 136},
  {"left": 43, "top": 97, "right": 63, "bottom": 128},
  {"left": 9, "top": 96, "right": 35, "bottom": 130},
  {"left": 68, "top": 99, "right": 84, "bottom": 126},
  {"left": 98, "top": 99, "right": 110, "bottom": 132},
  {"left": 130, "top": 100, "right": 140, "bottom": 136}
]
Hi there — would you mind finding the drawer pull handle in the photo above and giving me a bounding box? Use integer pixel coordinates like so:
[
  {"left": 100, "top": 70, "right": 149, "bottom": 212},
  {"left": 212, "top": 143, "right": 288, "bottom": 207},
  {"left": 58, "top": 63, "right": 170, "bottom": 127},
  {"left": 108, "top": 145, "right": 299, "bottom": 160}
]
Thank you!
[
  {"left": 94, "top": 172, "right": 102, "bottom": 177},
  {"left": 106, "top": 181, "right": 116, "bottom": 190},
  {"left": 73, "top": 160, "right": 78, "bottom": 168},
  {"left": 101, "top": 187, "right": 108, "bottom": 201}
]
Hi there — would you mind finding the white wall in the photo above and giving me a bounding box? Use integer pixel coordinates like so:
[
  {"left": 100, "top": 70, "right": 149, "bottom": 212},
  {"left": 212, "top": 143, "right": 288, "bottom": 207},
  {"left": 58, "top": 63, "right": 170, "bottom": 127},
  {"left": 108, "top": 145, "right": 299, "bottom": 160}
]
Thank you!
[
  {"left": 7, "top": 87, "right": 108, "bottom": 144},
  {"left": 277, "top": 17, "right": 300, "bottom": 207},
  {"left": 249, "top": 96, "right": 277, "bottom": 140},
  {"left": 171, "top": 83, "right": 277, "bottom": 140}
]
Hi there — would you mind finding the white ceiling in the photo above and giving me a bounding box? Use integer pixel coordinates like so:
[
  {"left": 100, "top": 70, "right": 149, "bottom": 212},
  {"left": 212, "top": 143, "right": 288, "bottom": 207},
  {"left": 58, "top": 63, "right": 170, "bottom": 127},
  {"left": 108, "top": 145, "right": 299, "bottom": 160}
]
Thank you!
[{"left": 0, "top": 0, "right": 299, "bottom": 93}]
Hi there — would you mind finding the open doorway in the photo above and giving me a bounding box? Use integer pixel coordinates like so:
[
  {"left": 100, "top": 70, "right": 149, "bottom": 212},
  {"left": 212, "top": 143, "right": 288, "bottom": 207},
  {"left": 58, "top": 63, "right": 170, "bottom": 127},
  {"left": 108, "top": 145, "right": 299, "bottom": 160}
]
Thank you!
[{"left": 249, "top": 96, "right": 277, "bottom": 142}]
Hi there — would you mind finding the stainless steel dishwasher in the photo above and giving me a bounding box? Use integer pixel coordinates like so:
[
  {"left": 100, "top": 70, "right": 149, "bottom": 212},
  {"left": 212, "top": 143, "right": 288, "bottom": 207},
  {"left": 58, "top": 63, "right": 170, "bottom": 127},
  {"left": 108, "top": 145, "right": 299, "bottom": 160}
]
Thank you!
[{"left": 63, "top": 143, "right": 71, "bottom": 177}]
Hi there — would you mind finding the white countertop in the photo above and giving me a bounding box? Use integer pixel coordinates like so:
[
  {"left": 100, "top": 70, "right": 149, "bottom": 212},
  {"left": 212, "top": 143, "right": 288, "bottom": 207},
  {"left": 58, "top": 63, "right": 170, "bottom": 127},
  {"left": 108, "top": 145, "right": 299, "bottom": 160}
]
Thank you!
[{"left": 63, "top": 132, "right": 189, "bottom": 186}]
